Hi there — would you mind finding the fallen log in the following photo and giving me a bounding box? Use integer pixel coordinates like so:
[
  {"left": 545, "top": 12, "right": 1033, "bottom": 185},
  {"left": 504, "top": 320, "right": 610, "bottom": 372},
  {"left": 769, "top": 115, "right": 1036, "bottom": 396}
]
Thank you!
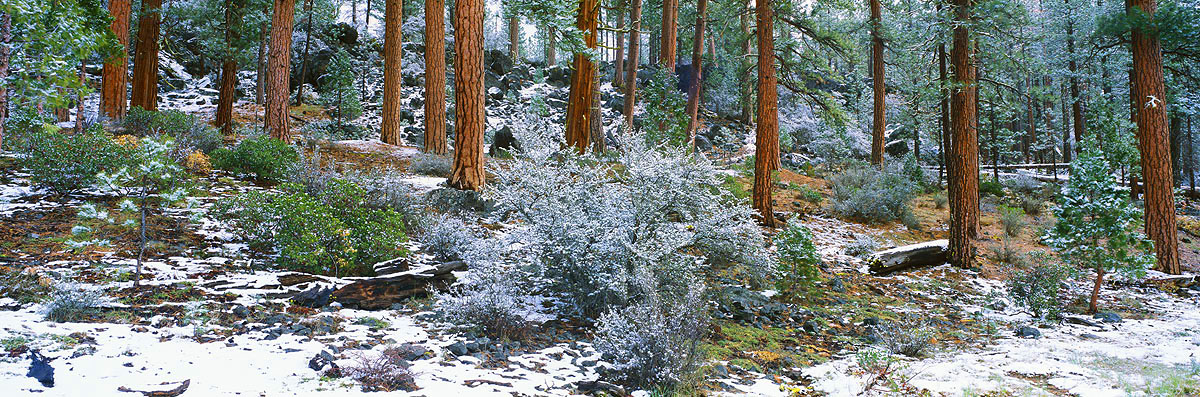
[
  {"left": 118, "top": 379, "right": 190, "bottom": 397},
  {"left": 332, "top": 261, "right": 467, "bottom": 310},
  {"left": 867, "top": 240, "right": 948, "bottom": 275}
]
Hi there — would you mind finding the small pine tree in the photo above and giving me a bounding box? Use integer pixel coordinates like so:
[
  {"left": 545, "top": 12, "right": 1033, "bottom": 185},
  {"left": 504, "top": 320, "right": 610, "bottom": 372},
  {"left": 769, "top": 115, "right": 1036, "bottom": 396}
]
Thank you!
[
  {"left": 321, "top": 48, "right": 363, "bottom": 126},
  {"left": 1046, "top": 145, "right": 1153, "bottom": 313}
]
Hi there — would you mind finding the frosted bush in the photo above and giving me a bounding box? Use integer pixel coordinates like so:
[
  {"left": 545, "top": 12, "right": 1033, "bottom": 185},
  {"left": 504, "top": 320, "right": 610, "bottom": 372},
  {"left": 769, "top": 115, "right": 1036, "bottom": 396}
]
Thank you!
[
  {"left": 44, "top": 283, "right": 107, "bottom": 323},
  {"left": 433, "top": 262, "right": 546, "bottom": 339},
  {"left": 594, "top": 274, "right": 708, "bottom": 388},
  {"left": 488, "top": 121, "right": 770, "bottom": 315},
  {"left": 829, "top": 164, "right": 915, "bottom": 224},
  {"left": 870, "top": 315, "right": 935, "bottom": 358},
  {"left": 844, "top": 234, "right": 879, "bottom": 258},
  {"left": 415, "top": 214, "right": 478, "bottom": 262},
  {"left": 408, "top": 152, "right": 452, "bottom": 177}
]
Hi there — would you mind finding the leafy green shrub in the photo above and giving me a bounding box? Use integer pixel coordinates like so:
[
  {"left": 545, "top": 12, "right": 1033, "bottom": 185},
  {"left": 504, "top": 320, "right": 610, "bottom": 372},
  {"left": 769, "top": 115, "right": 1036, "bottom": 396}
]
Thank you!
[
  {"left": 979, "top": 179, "right": 1005, "bottom": 197},
  {"left": 829, "top": 165, "right": 915, "bottom": 223},
  {"left": 774, "top": 223, "right": 821, "bottom": 290},
  {"left": 998, "top": 206, "right": 1027, "bottom": 238},
  {"left": 1047, "top": 147, "right": 1154, "bottom": 313},
  {"left": 214, "top": 180, "right": 409, "bottom": 276},
  {"left": 1020, "top": 197, "right": 1043, "bottom": 216},
  {"left": 796, "top": 184, "right": 823, "bottom": 203},
  {"left": 640, "top": 69, "right": 688, "bottom": 147},
  {"left": 1007, "top": 260, "right": 1071, "bottom": 321},
  {"left": 123, "top": 107, "right": 222, "bottom": 154},
  {"left": 210, "top": 136, "right": 299, "bottom": 182},
  {"left": 19, "top": 128, "right": 129, "bottom": 194}
]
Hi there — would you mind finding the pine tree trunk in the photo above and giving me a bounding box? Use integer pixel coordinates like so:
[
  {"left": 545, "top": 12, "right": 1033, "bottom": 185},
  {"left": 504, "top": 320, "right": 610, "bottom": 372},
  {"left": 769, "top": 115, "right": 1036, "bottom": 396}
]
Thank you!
[
  {"left": 508, "top": 16, "right": 520, "bottom": 61},
  {"left": 613, "top": 0, "right": 626, "bottom": 88},
  {"left": 448, "top": 0, "right": 485, "bottom": 190},
  {"left": 1066, "top": 12, "right": 1086, "bottom": 152},
  {"left": 0, "top": 12, "right": 8, "bottom": 149},
  {"left": 423, "top": 0, "right": 448, "bottom": 154},
  {"left": 739, "top": 1, "right": 753, "bottom": 124},
  {"left": 1190, "top": 115, "right": 1195, "bottom": 195},
  {"left": 1128, "top": 0, "right": 1180, "bottom": 275},
  {"left": 546, "top": 26, "right": 557, "bottom": 65},
  {"left": 216, "top": 0, "right": 245, "bottom": 135},
  {"left": 265, "top": 0, "right": 297, "bottom": 141},
  {"left": 130, "top": 0, "right": 162, "bottom": 111},
  {"left": 590, "top": 61, "right": 605, "bottom": 152},
  {"left": 565, "top": 0, "right": 599, "bottom": 152},
  {"left": 381, "top": 0, "right": 404, "bottom": 145},
  {"left": 295, "top": 0, "right": 315, "bottom": 105},
  {"left": 102, "top": 0, "right": 131, "bottom": 120},
  {"left": 659, "top": 0, "right": 677, "bottom": 71},
  {"left": 752, "top": 0, "right": 778, "bottom": 228},
  {"left": 1061, "top": 83, "right": 1073, "bottom": 163},
  {"left": 869, "top": 0, "right": 885, "bottom": 167},
  {"left": 947, "top": 0, "right": 979, "bottom": 268},
  {"left": 683, "top": 0, "right": 707, "bottom": 148},
  {"left": 256, "top": 5, "right": 269, "bottom": 105},
  {"left": 76, "top": 62, "right": 85, "bottom": 131},
  {"left": 621, "top": 0, "right": 643, "bottom": 131}
]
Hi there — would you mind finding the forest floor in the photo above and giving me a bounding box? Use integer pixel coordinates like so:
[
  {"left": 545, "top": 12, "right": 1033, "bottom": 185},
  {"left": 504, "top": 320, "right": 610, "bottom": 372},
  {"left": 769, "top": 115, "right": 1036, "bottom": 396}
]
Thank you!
[{"left": 2, "top": 99, "right": 1200, "bottom": 396}]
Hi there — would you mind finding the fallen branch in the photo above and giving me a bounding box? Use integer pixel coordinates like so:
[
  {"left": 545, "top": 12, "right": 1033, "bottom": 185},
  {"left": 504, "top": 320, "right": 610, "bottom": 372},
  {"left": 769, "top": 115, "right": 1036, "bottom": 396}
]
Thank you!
[
  {"left": 118, "top": 379, "right": 190, "bottom": 397},
  {"left": 868, "top": 240, "right": 949, "bottom": 275}
]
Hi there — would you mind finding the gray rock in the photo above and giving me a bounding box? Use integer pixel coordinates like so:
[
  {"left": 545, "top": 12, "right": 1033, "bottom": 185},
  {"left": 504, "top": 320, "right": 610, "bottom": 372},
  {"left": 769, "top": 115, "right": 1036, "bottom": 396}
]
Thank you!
[
  {"left": 1015, "top": 326, "right": 1041, "bottom": 338},
  {"left": 447, "top": 342, "right": 469, "bottom": 356},
  {"left": 1093, "top": 312, "right": 1122, "bottom": 323}
]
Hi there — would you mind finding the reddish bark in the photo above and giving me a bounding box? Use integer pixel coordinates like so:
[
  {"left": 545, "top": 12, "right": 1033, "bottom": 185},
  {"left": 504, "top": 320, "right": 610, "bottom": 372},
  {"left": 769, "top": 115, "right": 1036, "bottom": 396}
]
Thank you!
[
  {"left": 683, "top": 0, "right": 707, "bottom": 148},
  {"left": 101, "top": 0, "right": 131, "bottom": 120},
  {"left": 752, "top": 0, "right": 779, "bottom": 228},
  {"left": 215, "top": 0, "right": 245, "bottom": 135},
  {"left": 948, "top": 0, "right": 979, "bottom": 268},
  {"left": 621, "top": 0, "right": 643, "bottom": 131},
  {"left": 130, "top": 0, "right": 162, "bottom": 111},
  {"left": 265, "top": 0, "right": 297, "bottom": 141},
  {"left": 565, "top": 0, "right": 598, "bottom": 152},
  {"left": 423, "top": 0, "right": 448, "bottom": 154},
  {"left": 381, "top": 0, "right": 404, "bottom": 145},
  {"left": 449, "top": 0, "right": 486, "bottom": 190},
  {"left": 659, "top": 0, "right": 678, "bottom": 71},
  {"left": 870, "top": 0, "right": 885, "bottom": 167}
]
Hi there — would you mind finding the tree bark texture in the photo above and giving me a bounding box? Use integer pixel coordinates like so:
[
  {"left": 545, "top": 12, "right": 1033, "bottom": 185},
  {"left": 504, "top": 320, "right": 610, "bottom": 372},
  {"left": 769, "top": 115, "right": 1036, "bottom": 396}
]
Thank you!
[
  {"left": 752, "top": 0, "right": 778, "bottom": 228},
  {"left": 1128, "top": 0, "right": 1180, "bottom": 274},
  {"left": 216, "top": 0, "right": 245, "bottom": 135},
  {"left": 382, "top": 0, "right": 404, "bottom": 145},
  {"left": 423, "top": 0, "right": 448, "bottom": 154},
  {"left": 508, "top": 16, "right": 520, "bottom": 61},
  {"left": 659, "top": 0, "right": 677, "bottom": 71},
  {"left": 870, "top": 0, "right": 885, "bottom": 167},
  {"left": 265, "top": 0, "right": 297, "bottom": 141},
  {"left": 449, "top": 0, "right": 485, "bottom": 190},
  {"left": 621, "top": 0, "right": 643, "bottom": 131},
  {"left": 565, "top": 0, "right": 599, "bottom": 152},
  {"left": 102, "top": 0, "right": 131, "bottom": 120},
  {"left": 948, "top": 0, "right": 979, "bottom": 268},
  {"left": 613, "top": 0, "right": 626, "bottom": 88},
  {"left": 684, "top": 0, "right": 707, "bottom": 148},
  {"left": 0, "top": 12, "right": 8, "bottom": 149},
  {"left": 130, "top": 0, "right": 162, "bottom": 111}
]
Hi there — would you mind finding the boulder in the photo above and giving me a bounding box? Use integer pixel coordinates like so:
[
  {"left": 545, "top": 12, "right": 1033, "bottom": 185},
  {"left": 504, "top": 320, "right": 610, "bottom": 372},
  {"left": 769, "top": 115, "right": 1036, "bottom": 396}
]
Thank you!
[
  {"left": 292, "top": 285, "right": 333, "bottom": 308},
  {"left": 1015, "top": 326, "right": 1041, "bottom": 338},
  {"left": 489, "top": 126, "right": 519, "bottom": 156}
]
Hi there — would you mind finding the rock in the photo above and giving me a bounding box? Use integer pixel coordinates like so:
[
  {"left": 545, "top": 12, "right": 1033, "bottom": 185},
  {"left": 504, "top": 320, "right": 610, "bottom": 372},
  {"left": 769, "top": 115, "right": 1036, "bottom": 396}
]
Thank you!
[
  {"left": 309, "top": 351, "right": 337, "bottom": 372},
  {"left": 292, "top": 285, "right": 333, "bottom": 308},
  {"left": 1015, "top": 326, "right": 1041, "bottom": 338},
  {"left": 867, "top": 240, "right": 949, "bottom": 275},
  {"left": 828, "top": 277, "right": 846, "bottom": 293},
  {"left": 1093, "top": 312, "right": 1122, "bottom": 323},
  {"left": 27, "top": 351, "right": 53, "bottom": 387},
  {"left": 1064, "top": 315, "right": 1103, "bottom": 328},
  {"left": 862, "top": 317, "right": 880, "bottom": 327},
  {"left": 694, "top": 135, "right": 712, "bottom": 152},
  {"left": 489, "top": 126, "right": 519, "bottom": 156},
  {"left": 117, "top": 379, "right": 190, "bottom": 397},
  {"left": 547, "top": 66, "right": 570, "bottom": 87},
  {"left": 332, "top": 261, "right": 467, "bottom": 310},
  {"left": 884, "top": 139, "right": 909, "bottom": 157},
  {"left": 803, "top": 320, "right": 821, "bottom": 334},
  {"left": 465, "top": 341, "right": 480, "bottom": 353},
  {"left": 231, "top": 305, "right": 250, "bottom": 318},
  {"left": 372, "top": 257, "right": 412, "bottom": 277},
  {"left": 447, "top": 342, "right": 469, "bottom": 356},
  {"left": 476, "top": 337, "right": 492, "bottom": 351}
]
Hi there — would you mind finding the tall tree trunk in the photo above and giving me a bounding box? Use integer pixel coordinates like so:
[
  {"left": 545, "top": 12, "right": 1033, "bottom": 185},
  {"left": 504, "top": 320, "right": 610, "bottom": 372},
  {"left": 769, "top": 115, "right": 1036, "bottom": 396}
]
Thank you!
[
  {"left": 613, "top": 0, "right": 626, "bottom": 88},
  {"left": 546, "top": 26, "right": 557, "bottom": 65},
  {"left": 382, "top": 0, "right": 404, "bottom": 145},
  {"left": 0, "top": 12, "right": 9, "bottom": 149},
  {"left": 102, "top": 0, "right": 131, "bottom": 120},
  {"left": 621, "top": 0, "right": 643, "bottom": 131},
  {"left": 684, "top": 0, "right": 707, "bottom": 148},
  {"left": 216, "top": 0, "right": 245, "bottom": 135},
  {"left": 76, "top": 62, "right": 85, "bottom": 131},
  {"left": 948, "top": 0, "right": 979, "bottom": 268},
  {"left": 295, "top": 0, "right": 315, "bottom": 105},
  {"left": 1190, "top": 115, "right": 1195, "bottom": 195},
  {"left": 659, "top": 0, "right": 677, "bottom": 71},
  {"left": 1061, "top": 83, "right": 1072, "bottom": 163},
  {"left": 366, "top": 0, "right": 372, "bottom": 29},
  {"left": 256, "top": 4, "right": 269, "bottom": 105},
  {"left": 265, "top": 0, "right": 297, "bottom": 141},
  {"left": 1128, "top": 0, "right": 1180, "bottom": 274},
  {"left": 740, "top": 1, "right": 753, "bottom": 124},
  {"left": 869, "top": 0, "right": 885, "bottom": 167},
  {"left": 752, "top": 0, "right": 778, "bottom": 228},
  {"left": 449, "top": 0, "right": 485, "bottom": 190},
  {"left": 938, "top": 40, "right": 949, "bottom": 183},
  {"left": 1065, "top": 12, "right": 1086, "bottom": 153},
  {"left": 590, "top": 62, "right": 605, "bottom": 152},
  {"left": 565, "top": 0, "right": 599, "bottom": 152},
  {"left": 130, "top": 0, "right": 162, "bottom": 111},
  {"left": 508, "top": 16, "right": 520, "bottom": 61},
  {"left": 424, "top": 0, "right": 448, "bottom": 154}
]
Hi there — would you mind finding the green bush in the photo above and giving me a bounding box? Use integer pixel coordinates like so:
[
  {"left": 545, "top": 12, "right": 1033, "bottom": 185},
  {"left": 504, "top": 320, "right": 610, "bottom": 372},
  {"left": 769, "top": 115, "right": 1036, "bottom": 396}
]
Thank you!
[
  {"left": 641, "top": 69, "right": 688, "bottom": 147},
  {"left": 123, "top": 107, "right": 222, "bottom": 154},
  {"left": 829, "top": 165, "right": 915, "bottom": 223},
  {"left": 775, "top": 223, "right": 821, "bottom": 291},
  {"left": 211, "top": 136, "right": 299, "bottom": 182},
  {"left": 19, "top": 128, "right": 129, "bottom": 194},
  {"left": 998, "top": 206, "right": 1027, "bottom": 238},
  {"left": 214, "top": 180, "right": 409, "bottom": 276},
  {"left": 979, "top": 179, "right": 1005, "bottom": 197},
  {"left": 1007, "top": 260, "right": 1071, "bottom": 321}
]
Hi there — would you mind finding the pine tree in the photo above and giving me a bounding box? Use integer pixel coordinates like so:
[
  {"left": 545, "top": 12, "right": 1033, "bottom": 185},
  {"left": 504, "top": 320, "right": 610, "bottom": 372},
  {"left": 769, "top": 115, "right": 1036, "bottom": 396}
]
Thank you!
[
  {"left": 612, "top": 0, "right": 626, "bottom": 88},
  {"left": 659, "top": 0, "right": 677, "bottom": 71},
  {"left": 381, "top": 0, "right": 404, "bottom": 145},
  {"left": 508, "top": 16, "right": 520, "bottom": 61},
  {"left": 130, "top": 0, "right": 162, "bottom": 111},
  {"left": 683, "top": 0, "right": 706, "bottom": 148},
  {"left": 449, "top": 0, "right": 485, "bottom": 190},
  {"left": 869, "top": 0, "right": 885, "bottom": 167},
  {"left": 621, "top": 0, "right": 643, "bottom": 131},
  {"left": 424, "top": 0, "right": 448, "bottom": 154},
  {"left": 265, "top": 0, "right": 297, "bottom": 141},
  {"left": 215, "top": 0, "right": 246, "bottom": 135},
  {"left": 752, "top": 0, "right": 778, "bottom": 228},
  {"left": 101, "top": 0, "right": 131, "bottom": 120},
  {"left": 565, "top": 0, "right": 598, "bottom": 152},
  {"left": 948, "top": 0, "right": 979, "bottom": 268}
]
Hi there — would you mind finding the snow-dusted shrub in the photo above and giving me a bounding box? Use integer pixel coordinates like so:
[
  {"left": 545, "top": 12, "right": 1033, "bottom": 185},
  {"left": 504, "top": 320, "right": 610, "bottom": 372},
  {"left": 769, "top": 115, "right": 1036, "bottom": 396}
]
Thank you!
[
  {"left": 774, "top": 223, "right": 821, "bottom": 291},
  {"left": 343, "top": 350, "right": 417, "bottom": 392},
  {"left": 844, "top": 234, "right": 879, "bottom": 258},
  {"left": 869, "top": 316, "right": 934, "bottom": 358},
  {"left": 1020, "top": 196, "right": 1044, "bottom": 216},
  {"left": 408, "top": 152, "right": 452, "bottom": 177},
  {"left": 829, "top": 164, "right": 915, "bottom": 224},
  {"left": 210, "top": 136, "right": 299, "bottom": 182},
  {"left": 1003, "top": 175, "right": 1043, "bottom": 196},
  {"left": 19, "top": 127, "right": 130, "bottom": 194},
  {"left": 594, "top": 277, "right": 708, "bottom": 389},
  {"left": 488, "top": 121, "right": 770, "bottom": 315},
  {"left": 44, "top": 284, "right": 106, "bottom": 323},
  {"left": 1007, "top": 259, "right": 1072, "bottom": 321},
  {"left": 433, "top": 261, "right": 545, "bottom": 340},
  {"left": 0, "top": 267, "right": 55, "bottom": 304},
  {"left": 415, "top": 214, "right": 478, "bottom": 262}
]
